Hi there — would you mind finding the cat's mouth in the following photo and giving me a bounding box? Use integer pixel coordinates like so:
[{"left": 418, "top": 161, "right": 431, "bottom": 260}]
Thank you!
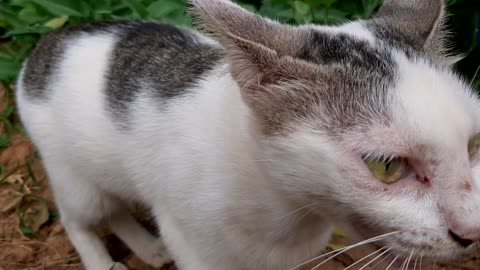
[
  {"left": 343, "top": 215, "right": 471, "bottom": 267},
  {"left": 349, "top": 228, "right": 475, "bottom": 269}
]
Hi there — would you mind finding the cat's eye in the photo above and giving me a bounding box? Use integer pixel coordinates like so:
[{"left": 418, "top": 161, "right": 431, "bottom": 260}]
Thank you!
[
  {"left": 468, "top": 133, "right": 480, "bottom": 159},
  {"left": 363, "top": 157, "right": 407, "bottom": 184}
]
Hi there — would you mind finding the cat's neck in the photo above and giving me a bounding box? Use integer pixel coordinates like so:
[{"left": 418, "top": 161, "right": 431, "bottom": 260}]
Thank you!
[{"left": 202, "top": 67, "right": 333, "bottom": 249}]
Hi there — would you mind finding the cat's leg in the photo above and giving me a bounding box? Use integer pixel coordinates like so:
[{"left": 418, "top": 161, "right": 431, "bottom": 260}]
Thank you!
[
  {"left": 108, "top": 211, "right": 172, "bottom": 267},
  {"left": 157, "top": 214, "right": 218, "bottom": 270},
  {"left": 45, "top": 163, "right": 126, "bottom": 270},
  {"left": 61, "top": 220, "right": 127, "bottom": 270}
]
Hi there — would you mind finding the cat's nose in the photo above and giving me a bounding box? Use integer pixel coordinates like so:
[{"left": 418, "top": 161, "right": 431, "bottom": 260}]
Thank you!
[{"left": 448, "top": 229, "right": 478, "bottom": 248}]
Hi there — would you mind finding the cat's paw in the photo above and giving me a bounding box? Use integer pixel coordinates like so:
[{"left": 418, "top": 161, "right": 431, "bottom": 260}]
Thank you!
[
  {"left": 138, "top": 242, "right": 172, "bottom": 267},
  {"left": 109, "top": 262, "right": 128, "bottom": 270}
]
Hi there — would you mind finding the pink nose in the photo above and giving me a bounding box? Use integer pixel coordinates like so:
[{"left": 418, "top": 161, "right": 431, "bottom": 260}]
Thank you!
[{"left": 448, "top": 229, "right": 480, "bottom": 248}]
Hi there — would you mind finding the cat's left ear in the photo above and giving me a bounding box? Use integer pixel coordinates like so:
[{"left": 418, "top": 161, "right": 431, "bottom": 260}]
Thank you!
[
  {"left": 372, "top": 0, "right": 447, "bottom": 56},
  {"left": 189, "top": 0, "right": 316, "bottom": 111}
]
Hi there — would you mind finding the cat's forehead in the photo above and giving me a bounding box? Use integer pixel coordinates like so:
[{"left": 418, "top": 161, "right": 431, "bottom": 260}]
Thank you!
[
  {"left": 340, "top": 54, "right": 479, "bottom": 158},
  {"left": 286, "top": 22, "right": 479, "bottom": 152},
  {"left": 393, "top": 55, "right": 479, "bottom": 150},
  {"left": 290, "top": 22, "right": 476, "bottom": 138},
  {"left": 269, "top": 22, "right": 399, "bottom": 134}
]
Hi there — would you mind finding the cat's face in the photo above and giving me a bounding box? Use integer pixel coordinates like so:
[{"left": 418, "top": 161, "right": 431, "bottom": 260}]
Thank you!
[
  {"left": 191, "top": 0, "right": 480, "bottom": 263},
  {"left": 261, "top": 57, "right": 480, "bottom": 262}
]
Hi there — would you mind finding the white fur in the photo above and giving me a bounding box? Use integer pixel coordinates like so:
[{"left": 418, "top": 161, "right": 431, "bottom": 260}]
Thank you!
[{"left": 309, "top": 21, "right": 376, "bottom": 45}]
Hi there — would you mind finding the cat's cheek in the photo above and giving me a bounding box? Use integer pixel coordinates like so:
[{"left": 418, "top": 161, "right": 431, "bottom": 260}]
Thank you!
[{"left": 351, "top": 173, "right": 428, "bottom": 197}]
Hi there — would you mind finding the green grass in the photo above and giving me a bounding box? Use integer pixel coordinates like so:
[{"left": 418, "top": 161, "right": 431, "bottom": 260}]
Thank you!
[{"left": 0, "top": 0, "right": 478, "bottom": 150}]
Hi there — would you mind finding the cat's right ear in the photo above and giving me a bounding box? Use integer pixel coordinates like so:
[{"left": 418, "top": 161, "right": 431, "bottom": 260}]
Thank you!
[
  {"left": 189, "top": 0, "right": 316, "bottom": 111},
  {"left": 372, "top": 0, "right": 447, "bottom": 57}
]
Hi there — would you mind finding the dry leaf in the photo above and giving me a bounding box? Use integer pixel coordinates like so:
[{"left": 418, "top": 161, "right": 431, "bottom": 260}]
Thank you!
[
  {"left": 22, "top": 200, "right": 49, "bottom": 232},
  {"left": 0, "top": 188, "right": 24, "bottom": 213},
  {"left": 332, "top": 228, "right": 346, "bottom": 238},
  {"left": 4, "top": 173, "right": 24, "bottom": 185}
]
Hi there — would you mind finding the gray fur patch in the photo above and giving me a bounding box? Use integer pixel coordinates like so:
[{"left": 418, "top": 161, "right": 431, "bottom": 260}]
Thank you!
[
  {"left": 21, "top": 21, "right": 139, "bottom": 100},
  {"left": 366, "top": 22, "right": 422, "bottom": 59},
  {"left": 22, "top": 30, "right": 68, "bottom": 100},
  {"left": 105, "top": 21, "right": 224, "bottom": 123},
  {"left": 259, "top": 30, "right": 397, "bottom": 135}
]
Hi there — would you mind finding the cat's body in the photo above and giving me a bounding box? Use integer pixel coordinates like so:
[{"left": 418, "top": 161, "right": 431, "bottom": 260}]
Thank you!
[
  {"left": 16, "top": 0, "right": 480, "bottom": 269},
  {"left": 17, "top": 20, "right": 331, "bottom": 270}
]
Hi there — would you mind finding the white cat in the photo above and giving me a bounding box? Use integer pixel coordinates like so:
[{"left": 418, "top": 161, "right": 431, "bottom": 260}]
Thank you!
[{"left": 16, "top": 0, "right": 480, "bottom": 269}]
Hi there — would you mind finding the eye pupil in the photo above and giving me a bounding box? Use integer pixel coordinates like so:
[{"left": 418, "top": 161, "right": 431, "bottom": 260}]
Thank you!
[{"left": 385, "top": 161, "right": 391, "bottom": 171}]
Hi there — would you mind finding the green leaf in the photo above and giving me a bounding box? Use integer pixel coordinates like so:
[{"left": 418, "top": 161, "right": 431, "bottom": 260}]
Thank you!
[
  {"left": 4, "top": 25, "right": 51, "bottom": 37},
  {"left": 49, "top": 210, "right": 59, "bottom": 220},
  {"left": 147, "top": 0, "right": 183, "bottom": 19},
  {"left": 0, "top": 133, "right": 11, "bottom": 148},
  {"left": 32, "top": 0, "right": 85, "bottom": 17},
  {"left": 0, "top": 59, "right": 21, "bottom": 81},
  {"left": 314, "top": 7, "right": 349, "bottom": 24},
  {"left": 18, "top": 4, "right": 49, "bottom": 24},
  {"left": 0, "top": 104, "right": 15, "bottom": 119},
  {"left": 19, "top": 225, "right": 35, "bottom": 236},
  {"left": 0, "top": 6, "right": 25, "bottom": 27},
  {"left": 44, "top": 16, "right": 69, "bottom": 29},
  {"left": 122, "top": 0, "right": 148, "bottom": 18},
  {"left": 293, "top": 1, "right": 310, "bottom": 15},
  {"left": 14, "top": 43, "right": 35, "bottom": 63},
  {"left": 238, "top": 3, "right": 257, "bottom": 12},
  {"left": 10, "top": 0, "right": 32, "bottom": 7},
  {"left": 14, "top": 122, "right": 27, "bottom": 137},
  {"left": 332, "top": 228, "right": 346, "bottom": 238},
  {"left": 362, "top": 0, "right": 382, "bottom": 18}
]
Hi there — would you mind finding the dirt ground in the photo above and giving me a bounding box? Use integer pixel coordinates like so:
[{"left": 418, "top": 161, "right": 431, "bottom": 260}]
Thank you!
[{"left": 0, "top": 86, "right": 478, "bottom": 270}]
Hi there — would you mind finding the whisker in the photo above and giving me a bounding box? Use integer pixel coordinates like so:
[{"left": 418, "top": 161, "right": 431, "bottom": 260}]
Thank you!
[
  {"left": 270, "top": 203, "right": 318, "bottom": 238},
  {"left": 405, "top": 248, "right": 415, "bottom": 270},
  {"left": 289, "top": 231, "right": 400, "bottom": 270},
  {"left": 470, "top": 64, "right": 480, "bottom": 88},
  {"left": 385, "top": 255, "right": 399, "bottom": 270},
  {"left": 399, "top": 256, "right": 408, "bottom": 270},
  {"left": 294, "top": 208, "right": 314, "bottom": 225},
  {"left": 419, "top": 250, "right": 424, "bottom": 270},
  {"left": 370, "top": 253, "right": 394, "bottom": 269},
  {"left": 475, "top": 243, "right": 479, "bottom": 270},
  {"left": 278, "top": 203, "right": 318, "bottom": 220},
  {"left": 357, "top": 247, "right": 391, "bottom": 270},
  {"left": 343, "top": 247, "right": 387, "bottom": 270},
  {"left": 413, "top": 257, "right": 418, "bottom": 270}
]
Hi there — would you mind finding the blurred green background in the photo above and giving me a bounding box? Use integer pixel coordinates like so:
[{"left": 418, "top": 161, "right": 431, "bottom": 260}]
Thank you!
[
  {"left": 0, "top": 0, "right": 478, "bottom": 86},
  {"left": 0, "top": 0, "right": 478, "bottom": 148}
]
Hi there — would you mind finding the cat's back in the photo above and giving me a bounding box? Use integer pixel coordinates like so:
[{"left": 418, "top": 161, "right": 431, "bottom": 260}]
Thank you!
[
  {"left": 18, "top": 20, "right": 224, "bottom": 101},
  {"left": 17, "top": 20, "right": 224, "bottom": 129},
  {"left": 16, "top": 20, "right": 225, "bottom": 162}
]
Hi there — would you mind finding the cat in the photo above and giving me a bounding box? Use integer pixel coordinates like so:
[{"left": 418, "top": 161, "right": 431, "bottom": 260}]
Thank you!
[{"left": 15, "top": 0, "right": 480, "bottom": 269}]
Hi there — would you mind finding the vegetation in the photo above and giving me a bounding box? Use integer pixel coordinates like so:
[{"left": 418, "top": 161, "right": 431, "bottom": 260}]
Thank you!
[{"left": 0, "top": 0, "right": 478, "bottom": 151}]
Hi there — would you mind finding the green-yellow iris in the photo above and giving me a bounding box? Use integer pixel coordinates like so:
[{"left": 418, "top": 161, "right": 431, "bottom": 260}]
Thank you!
[
  {"left": 468, "top": 133, "right": 480, "bottom": 159},
  {"left": 363, "top": 157, "right": 407, "bottom": 184}
]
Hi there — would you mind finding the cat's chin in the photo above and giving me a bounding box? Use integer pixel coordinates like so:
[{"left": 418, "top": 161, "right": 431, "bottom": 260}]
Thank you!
[
  {"left": 387, "top": 254, "right": 431, "bottom": 269},
  {"left": 345, "top": 238, "right": 463, "bottom": 270}
]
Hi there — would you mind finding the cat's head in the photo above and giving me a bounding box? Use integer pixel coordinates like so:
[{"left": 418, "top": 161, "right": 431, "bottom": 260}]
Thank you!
[{"left": 190, "top": 0, "right": 480, "bottom": 264}]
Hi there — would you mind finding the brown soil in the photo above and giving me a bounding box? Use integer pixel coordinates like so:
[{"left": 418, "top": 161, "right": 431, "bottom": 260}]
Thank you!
[{"left": 0, "top": 86, "right": 478, "bottom": 270}]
